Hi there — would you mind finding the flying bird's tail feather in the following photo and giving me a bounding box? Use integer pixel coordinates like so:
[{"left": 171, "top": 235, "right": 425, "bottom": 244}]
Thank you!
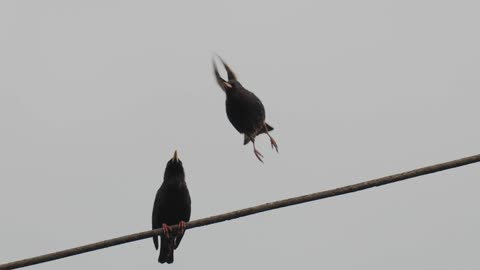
[
  {"left": 265, "top": 123, "right": 274, "bottom": 132},
  {"left": 243, "top": 124, "right": 274, "bottom": 145},
  {"left": 243, "top": 134, "right": 251, "bottom": 145},
  {"left": 158, "top": 238, "right": 174, "bottom": 264}
]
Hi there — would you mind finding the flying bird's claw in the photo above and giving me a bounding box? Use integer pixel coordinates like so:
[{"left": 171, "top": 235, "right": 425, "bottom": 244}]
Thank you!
[
  {"left": 178, "top": 221, "right": 186, "bottom": 235},
  {"left": 270, "top": 138, "right": 279, "bottom": 153},
  {"left": 162, "top": 223, "right": 172, "bottom": 239},
  {"left": 254, "top": 149, "right": 264, "bottom": 163},
  {"left": 264, "top": 124, "right": 278, "bottom": 153}
]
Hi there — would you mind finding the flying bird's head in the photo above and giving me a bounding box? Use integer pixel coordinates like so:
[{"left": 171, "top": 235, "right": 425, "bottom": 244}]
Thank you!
[
  {"left": 213, "top": 54, "right": 242, "bottom": 92},
  {"left": 163, "top": 150, "right": 185, "bottom": 184}
]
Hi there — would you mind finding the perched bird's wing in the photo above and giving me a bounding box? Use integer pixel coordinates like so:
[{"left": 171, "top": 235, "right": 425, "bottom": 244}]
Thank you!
[
  {"left": 174, "top": 190, "right": 192, "bottom": 249},
  {"left": 152, "top": 188, "right": 166, "bottom": 250}
]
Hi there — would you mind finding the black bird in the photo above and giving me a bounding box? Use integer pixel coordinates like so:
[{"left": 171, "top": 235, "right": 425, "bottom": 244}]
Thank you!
[
  {"left": 152, "top": 150, "right": 191, "bottom": 264},
  {"left": 213, "top": 55, "right": 278, "bottom": 162}
]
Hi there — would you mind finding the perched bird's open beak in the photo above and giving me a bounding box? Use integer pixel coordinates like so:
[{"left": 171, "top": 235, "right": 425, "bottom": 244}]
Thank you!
[
  {"left": 213, "top": 54, "right": 236, "bottom": 91},
  {"left": 172, "top": 150, "right": 179, "bottom": 162}
]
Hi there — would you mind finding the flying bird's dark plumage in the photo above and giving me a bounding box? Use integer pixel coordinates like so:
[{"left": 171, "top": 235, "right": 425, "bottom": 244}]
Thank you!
[
  {"left": 213, "top": 55, "right": 278, "bottom": 162},
  {"left": 152, "top": 150, "right": 191, "bottom": 264}
]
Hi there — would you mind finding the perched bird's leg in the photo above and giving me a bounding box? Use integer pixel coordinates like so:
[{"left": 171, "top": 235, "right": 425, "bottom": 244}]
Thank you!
[
  {"left": 162, "top": 223, "right": 172, "bottom": 239},
  {"left": 178, "top": 221, "right": 187, "bottom": 235},
  {"left": 264, "top": 124, "right": 278, "bottom": 153},
  {"left": 251, "top": 140, "right": 264, "bottom": 163}
]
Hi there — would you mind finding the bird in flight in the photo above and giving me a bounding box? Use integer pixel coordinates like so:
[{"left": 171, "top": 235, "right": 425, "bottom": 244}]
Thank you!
[
  {"left": 152, "top": 150, "right": 191, "bottom": 264},
  {"left": 213, "top": 55, "right": 278, "bottom": 162}
]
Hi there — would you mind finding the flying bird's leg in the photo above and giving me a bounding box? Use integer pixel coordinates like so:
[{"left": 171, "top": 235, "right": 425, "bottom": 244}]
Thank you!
[
  {"left": 162, "top": 223, "right": 172, "bottom": 239},
  {"left": 264, "top": 124, "right": 278, "bottom": 153},
  {"left": 251, "top": 140, "right": 264, "bottom": 163}
]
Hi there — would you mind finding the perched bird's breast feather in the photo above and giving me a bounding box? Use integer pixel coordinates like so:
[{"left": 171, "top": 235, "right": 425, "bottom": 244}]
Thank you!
[{"left": 153, "top": 186, "right": 191, "bottom": 226}]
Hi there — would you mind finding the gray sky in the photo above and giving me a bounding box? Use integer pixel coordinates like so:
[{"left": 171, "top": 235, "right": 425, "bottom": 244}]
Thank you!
[{"left": 1, "top": 1, "right": 479, "bottom": 269}]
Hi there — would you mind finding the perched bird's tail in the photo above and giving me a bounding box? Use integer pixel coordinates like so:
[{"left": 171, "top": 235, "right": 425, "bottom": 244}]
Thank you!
[
  {"left": 158, "top": 238, "right": 174, "bottom": 264},
  {"left": 243, "top": 124, "right": 274, "bottom": 145}
]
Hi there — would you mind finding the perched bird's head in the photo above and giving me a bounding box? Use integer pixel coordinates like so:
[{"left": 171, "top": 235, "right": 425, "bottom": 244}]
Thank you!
[
  {"left": 163, "top": 150, "right": 185, "bottom": 184},
  {"left": 213, "top": 54, "right": 242, "bottom": 92}
]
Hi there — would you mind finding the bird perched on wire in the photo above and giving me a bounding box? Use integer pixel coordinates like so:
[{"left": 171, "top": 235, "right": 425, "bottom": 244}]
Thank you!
[
  {"left": 213, "top": 55, "right": 278, "bottom": 162},
  {"left": 152, "top": 150, "right": 191, "bottom": 264}
]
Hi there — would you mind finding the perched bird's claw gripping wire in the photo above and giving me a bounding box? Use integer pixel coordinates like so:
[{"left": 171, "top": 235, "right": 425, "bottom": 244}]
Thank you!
[
  {"left": 178, "top": 221, "right": 187, "bottom": 235},
  {"left": 162, "top": 223, "right": 172, "bottom": 239}
]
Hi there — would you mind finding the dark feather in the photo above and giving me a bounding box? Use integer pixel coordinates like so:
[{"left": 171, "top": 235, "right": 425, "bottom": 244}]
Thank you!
[
  {"left": 152, "top": 151, "right": 191, "bottom": 264},
  {"left": 213, "top": 55, "right": 278, "bottom": 161}
]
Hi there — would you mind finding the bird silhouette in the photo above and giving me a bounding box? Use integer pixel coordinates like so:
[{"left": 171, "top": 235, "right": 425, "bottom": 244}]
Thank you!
[
  {"left": 152, "top": 150, "right": 191, "bottom": 264},
  {"left": 213, "top": 55, "right": 278, "bottom": 162}
]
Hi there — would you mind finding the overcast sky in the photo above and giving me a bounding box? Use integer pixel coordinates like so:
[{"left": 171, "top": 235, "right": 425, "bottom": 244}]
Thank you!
[{"left": 1, "top": 1, "right": 479, "bottom": 269}]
